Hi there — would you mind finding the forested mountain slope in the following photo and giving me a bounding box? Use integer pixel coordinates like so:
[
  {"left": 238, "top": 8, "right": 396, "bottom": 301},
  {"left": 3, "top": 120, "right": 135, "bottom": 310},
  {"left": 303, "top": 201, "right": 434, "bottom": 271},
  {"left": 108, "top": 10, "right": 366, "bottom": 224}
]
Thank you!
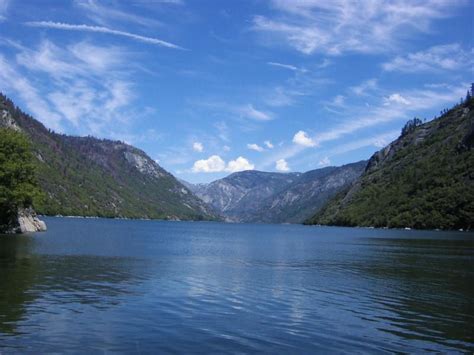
[
  {"left": 0, "top": 93, "right": 215, "bottom": 220},
  {"left": 306, "top": 97, "right": 474, "bottom": 230}
]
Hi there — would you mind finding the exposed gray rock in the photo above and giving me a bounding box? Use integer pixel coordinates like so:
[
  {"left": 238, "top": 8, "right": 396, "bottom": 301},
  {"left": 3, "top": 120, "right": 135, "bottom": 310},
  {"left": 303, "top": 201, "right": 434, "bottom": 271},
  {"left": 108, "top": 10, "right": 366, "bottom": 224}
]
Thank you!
[
  {"left": 4, "top": 208, "right": 47, "bottom": 234},
  {"left": 188, "top": 161, "right": 367, "bottom": 223},
  {"left": 18, "top": 208, "right": 47, "bottom": 233}
]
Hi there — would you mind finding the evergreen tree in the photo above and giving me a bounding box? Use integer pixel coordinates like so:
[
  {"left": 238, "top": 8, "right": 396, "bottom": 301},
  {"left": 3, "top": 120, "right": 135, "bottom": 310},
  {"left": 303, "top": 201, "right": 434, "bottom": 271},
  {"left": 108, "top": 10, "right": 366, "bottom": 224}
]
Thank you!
[{"left": 0, "top": 128, "right": 42, "bottom": 233}]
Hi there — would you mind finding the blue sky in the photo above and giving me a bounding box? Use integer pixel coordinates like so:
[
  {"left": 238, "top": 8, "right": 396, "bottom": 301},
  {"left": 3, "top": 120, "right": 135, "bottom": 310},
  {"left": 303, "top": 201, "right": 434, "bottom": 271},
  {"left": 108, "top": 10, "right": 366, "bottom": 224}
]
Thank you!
[{"left": 0, "top": 0, "right": 472, "bottom": 183}]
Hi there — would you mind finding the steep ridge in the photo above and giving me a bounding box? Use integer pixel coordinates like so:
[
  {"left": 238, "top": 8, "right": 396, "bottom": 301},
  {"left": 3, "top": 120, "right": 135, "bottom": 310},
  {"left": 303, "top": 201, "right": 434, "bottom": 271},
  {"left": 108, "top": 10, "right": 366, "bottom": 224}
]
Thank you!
[
  {"left": 189, "top": 162, "right": 366, "bottom": 223},
  {"left": 0, "top": 93, "right": 215, "bottom": 220},
  {"left": 306, "top": 97, "right": 474, "bottom": 230}
]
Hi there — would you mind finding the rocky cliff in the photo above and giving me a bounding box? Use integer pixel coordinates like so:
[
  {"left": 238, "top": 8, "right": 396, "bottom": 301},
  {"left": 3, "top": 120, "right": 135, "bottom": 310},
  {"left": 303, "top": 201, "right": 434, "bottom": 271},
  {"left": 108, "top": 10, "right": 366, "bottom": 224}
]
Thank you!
[{"left": 188, "top": 162, "right": 366, "bottom": 223}]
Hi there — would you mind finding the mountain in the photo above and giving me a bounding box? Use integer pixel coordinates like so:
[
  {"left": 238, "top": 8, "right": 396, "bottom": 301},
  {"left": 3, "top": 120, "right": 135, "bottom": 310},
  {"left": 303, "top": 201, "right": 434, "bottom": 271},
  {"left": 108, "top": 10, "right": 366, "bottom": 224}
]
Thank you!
[
  {"left": 0, "top": 93, "right": 215, "bottom": 221},
  {"left": 189, "top": 162, "right": 366, "bottom": 223},
  {"left": 306, "top": 97, "right": 474, "bottom": 230}
]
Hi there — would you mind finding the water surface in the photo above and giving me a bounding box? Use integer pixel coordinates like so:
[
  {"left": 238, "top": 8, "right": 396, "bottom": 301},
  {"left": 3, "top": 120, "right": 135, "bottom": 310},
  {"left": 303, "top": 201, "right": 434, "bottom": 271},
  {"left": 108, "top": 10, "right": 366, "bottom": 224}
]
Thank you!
[{"left": 1, "top": 217, "right": 473, "bottom": 353}]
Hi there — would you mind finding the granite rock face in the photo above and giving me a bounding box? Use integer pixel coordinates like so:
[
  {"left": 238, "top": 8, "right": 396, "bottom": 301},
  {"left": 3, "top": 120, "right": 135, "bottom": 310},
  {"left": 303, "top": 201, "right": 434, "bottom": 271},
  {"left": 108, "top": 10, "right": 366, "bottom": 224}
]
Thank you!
[
  {"left": 17, "top": 208, "right": 47, "bottom": 233},
  {"left": 187, "top": 161, "right": 367, "bottom": 223}
]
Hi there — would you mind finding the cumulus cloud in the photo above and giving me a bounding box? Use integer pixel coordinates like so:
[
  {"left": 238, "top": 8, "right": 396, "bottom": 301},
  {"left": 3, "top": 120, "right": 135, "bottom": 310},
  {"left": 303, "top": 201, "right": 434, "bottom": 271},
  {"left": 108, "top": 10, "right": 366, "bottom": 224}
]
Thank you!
[
  {"left": 247, "top": 143, "right": 264, "bottom": 152},
  {"left": 318, "top": 157, "right": 331, "bottom": 167},
  {"left": 192, "top": 155, "right": 226, "bottom": 172},
  {"left": 191, "top": 155, "right": 254, "bottom": 173},
  {"left": 264, "top": 140, "right": 274, "bottom": 148},
  {"left": 275, "top": 158, "right": 290, "bottom": 172},
  {"left": 383, "top": 44, "right": 472, "bottom": 73},
  {"left": 293, "top": 130, "right": 316, "bottom": 147},
  {"left": 192, "top": 142, "right": 204, "bottom": 152},
  {"left": 226, "top": 156, "right": 255, "bottom": 172}
]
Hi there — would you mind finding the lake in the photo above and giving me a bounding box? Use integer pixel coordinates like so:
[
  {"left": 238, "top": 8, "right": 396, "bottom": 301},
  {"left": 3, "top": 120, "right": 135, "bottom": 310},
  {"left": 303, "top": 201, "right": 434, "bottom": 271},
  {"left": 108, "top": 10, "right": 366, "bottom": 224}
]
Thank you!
[{"left": 0, "top": 217, "right": 473, "bottom": 353}]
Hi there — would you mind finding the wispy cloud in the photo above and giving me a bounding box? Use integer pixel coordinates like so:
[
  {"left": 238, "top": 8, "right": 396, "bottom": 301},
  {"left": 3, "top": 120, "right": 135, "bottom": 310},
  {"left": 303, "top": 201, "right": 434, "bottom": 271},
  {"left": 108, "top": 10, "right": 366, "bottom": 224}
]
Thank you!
[
  {"left": 0, "top": 55, "right": 63, "bottom": 131},
  {"left": 238, "top": 104, "right": 273, "bottom": 121},
  {"left": 75, "top": 0, "right": 163, "bottom": 28},
  {"left": 0, "top": 0, "right": 9, "bottom": 21},
  {"left": 25, "top": 21, "right": 184, "bottom": 49},
  {"left": 318, "top": 157, "right": 330, "bottom": 167},
  {"left": 0, "top": 39, "right": 151, "bottom": 137},
  {"left": 262, "top": 83, "right": 466, "bottom": 169},
  {"left": 252, "top": 0, "right": 466, "bottom": 55},
  {"left": 350, "top": 79, "right": 378, "bottom": 96},
  {"left": 383, "top": 44, "right": 473, "bottom": 73},
  {"left": 267, "top": 61, "right": 306, "bottom": 72},
  {"left": 384, "top": 93, "right": 410, "bottom": 105}
]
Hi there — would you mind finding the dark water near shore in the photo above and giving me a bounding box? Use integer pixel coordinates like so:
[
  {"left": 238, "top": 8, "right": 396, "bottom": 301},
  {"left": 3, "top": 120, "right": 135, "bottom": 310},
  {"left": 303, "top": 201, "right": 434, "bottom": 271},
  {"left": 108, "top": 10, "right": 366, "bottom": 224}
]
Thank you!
[{"left": 0, "top": 217, "right": 473, "bottom": 353}]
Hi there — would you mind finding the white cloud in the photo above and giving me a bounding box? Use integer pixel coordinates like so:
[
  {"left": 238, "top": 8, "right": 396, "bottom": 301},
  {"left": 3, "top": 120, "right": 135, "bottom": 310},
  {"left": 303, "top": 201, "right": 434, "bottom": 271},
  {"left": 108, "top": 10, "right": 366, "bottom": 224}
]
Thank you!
[
  {"left": 384, "top": 93, "right": 410, "bottom": 105},
  {"left": 331, "top": 95, "right": 345, "bottom": 106},
  {"left": 226, "top": 156, "right": 255, "bottom": 172},
  {"left": 252, "top": 0, "right": 464, "bottom": 55},
  {"left": 318, "top": 157, "right": 330, "bottom": 167},
  {"left": 0, "top": 0, "right": 9, "bottom": 21},
  {"left": 264, "top": 140, "right": 274, "bottom": 148},
  {"left": 25, "top": 21, "right": 184, "bottom": 49},
  {"left": 75, "top": 0, "right": 163, "bottom": 28},
  {"left": 239, "top": 104, "right": 273, "bottom": 121},
  {"left": 264, "top": 86, "right": 303, "bottom": 107},
  {"left": 247, "top": 143, "right": 264, "bottom": 152},
  {"left": 267, "top": 61, "right": 306, "bottom": 72},
  {"left": 275, "top": 158, "right": 290, "bottom": 171},
  {"left": 383, "top": 44, "right": 472, "bottom": 73},
  {"left": 191, "top": 155, "right": 255, "bottom": 173},
  {"left": 0, "top": 55, "right": 63, "bottom": 131},
  {"left": 223, "top": 145, "right": 231, "bottom": 151},
  {"left": 261, "top": 84, "right": 466, "bottom": 170},
  {"left": 1, "top": 39, "right": 146, "bottom": 136},
  {"left": 350, "top": 79, "right": 378, "bottom": 96},
  {"left": 192, "top": 155, "right": 226, "bottom": 172},
  {"left": 293, "top": 130, "right": 316, "bottom": 147},
  {"left": 192, "top": 142, "right": 204, "bottom": 152}
]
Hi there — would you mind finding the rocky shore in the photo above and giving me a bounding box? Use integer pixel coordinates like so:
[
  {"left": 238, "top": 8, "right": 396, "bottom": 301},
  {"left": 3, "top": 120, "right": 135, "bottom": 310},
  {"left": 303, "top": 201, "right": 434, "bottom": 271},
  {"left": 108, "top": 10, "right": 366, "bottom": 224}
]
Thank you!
[{"left": 4, "top": 208, "right": 47, "bottom": 234}]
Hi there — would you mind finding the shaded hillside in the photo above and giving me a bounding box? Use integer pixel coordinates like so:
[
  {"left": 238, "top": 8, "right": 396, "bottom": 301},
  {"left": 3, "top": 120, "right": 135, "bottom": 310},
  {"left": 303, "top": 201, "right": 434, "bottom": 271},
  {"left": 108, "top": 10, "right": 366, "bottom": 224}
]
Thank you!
[
  {"left": 0, "top": 93, "right": 215, "bottom": 220},
  {"left": 189, "top": 162, "right": 366, "bottom": 223},
  {"left": 306, "top": 97, "right": 474, "bottom": 230}
]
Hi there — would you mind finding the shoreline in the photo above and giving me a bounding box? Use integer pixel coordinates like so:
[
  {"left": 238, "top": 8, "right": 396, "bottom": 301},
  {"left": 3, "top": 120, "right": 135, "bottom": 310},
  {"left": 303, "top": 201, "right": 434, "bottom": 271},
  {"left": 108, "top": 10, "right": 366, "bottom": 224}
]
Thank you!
[{"left": 38, "top": 215, "right": 473, "bottom": 233}]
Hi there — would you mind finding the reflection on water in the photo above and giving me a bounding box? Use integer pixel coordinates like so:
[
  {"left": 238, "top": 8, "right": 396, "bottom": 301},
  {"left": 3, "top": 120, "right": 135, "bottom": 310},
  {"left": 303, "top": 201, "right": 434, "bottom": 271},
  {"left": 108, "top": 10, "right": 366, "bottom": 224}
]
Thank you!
[{"left": 0, "top": 218, "right": 473, "bottom": 353}]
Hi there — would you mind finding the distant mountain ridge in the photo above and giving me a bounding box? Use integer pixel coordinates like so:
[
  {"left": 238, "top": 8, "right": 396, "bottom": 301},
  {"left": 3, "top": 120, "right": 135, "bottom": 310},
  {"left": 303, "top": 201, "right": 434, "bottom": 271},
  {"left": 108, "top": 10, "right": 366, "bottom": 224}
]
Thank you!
[
  {"left": 187, "top": 162, "right": 366, "bottom": 223},
  {"left": 306, "top": 97, "right": 474, "bottom": 230},
  {"left": 0, "top": 93, "right": 215, "bottom": 221}
]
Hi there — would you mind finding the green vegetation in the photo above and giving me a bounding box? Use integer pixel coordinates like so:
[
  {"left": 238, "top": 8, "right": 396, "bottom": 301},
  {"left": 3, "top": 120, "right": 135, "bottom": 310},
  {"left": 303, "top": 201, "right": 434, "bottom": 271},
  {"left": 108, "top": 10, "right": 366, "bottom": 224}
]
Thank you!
[
  {"left": 306, "top": 96, "right": 474, "bottom": 230},
  {"left": 0, "top": 128, "right": 42, "bottom": 232},
  {"left": 0, "top": 94, "right": 214, "bottom": 221}
]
